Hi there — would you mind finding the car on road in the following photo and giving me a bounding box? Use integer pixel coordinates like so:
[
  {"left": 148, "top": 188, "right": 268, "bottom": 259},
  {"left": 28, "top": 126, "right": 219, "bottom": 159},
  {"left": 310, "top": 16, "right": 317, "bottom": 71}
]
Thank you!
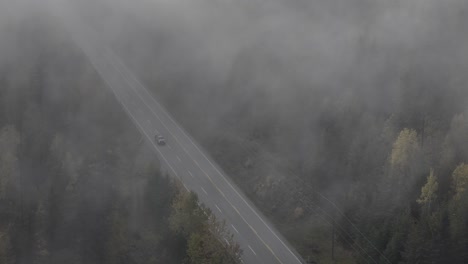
[{"left": 155, "top": 134, "right": 166, "bottom": 146}]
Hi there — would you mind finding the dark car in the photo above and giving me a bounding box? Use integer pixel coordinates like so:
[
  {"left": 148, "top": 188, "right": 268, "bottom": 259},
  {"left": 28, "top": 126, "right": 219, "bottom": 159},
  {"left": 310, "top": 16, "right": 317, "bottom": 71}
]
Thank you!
[{"left": 155, "top": 134, "right": 166, "bottom": 146}]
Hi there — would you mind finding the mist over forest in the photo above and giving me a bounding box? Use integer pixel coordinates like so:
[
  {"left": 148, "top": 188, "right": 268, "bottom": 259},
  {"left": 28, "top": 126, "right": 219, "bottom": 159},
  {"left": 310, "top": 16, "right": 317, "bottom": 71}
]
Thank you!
[{"left": 1, "top": 0, "right": 468, "bottom": 263}]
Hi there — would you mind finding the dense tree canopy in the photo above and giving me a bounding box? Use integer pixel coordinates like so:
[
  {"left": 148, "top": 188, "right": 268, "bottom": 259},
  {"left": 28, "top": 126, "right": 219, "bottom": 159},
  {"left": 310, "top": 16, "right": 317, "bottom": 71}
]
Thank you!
[
  {"left": 2, "top": 1, "right": 468, "bottom": 263},
  {"left": 0, "top": 17, "right": 240, "bottom": 264}
]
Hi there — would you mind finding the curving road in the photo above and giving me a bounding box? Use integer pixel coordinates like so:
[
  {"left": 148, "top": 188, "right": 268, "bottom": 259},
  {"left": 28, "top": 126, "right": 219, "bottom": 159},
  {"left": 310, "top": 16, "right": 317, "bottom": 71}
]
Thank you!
[{"left": 60, "top": 10, "right": 304, "bottom": 264}]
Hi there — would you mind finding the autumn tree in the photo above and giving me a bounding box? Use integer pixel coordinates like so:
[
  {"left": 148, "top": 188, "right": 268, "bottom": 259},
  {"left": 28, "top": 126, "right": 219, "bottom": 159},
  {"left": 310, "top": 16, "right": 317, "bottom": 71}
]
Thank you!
[
  {"left": 448, "top": 163, "right": 468, "bottom": 263},
  {"left": 401, "top": 169, "right": 445, "bottom": 263},
  {"left": 169, "top": 189, "right": 242, "bottom": 264},
  {"left": 390, "top": 129, "right": 421, "bottom": 171},
  {"left": 417, "top": 169, "right": 439, "bottom": 210},
  {"left": 451, "top": 163, "right": 468, "bottom": 200},
  {"left": 442, "top": 113, "right": 468, "bottom": 167},
  {"left": 169, "top": 190, "right": 208, "bottom": 237},
  {"left": 388, "top": 128, "right": 423, "bottom": 201}
]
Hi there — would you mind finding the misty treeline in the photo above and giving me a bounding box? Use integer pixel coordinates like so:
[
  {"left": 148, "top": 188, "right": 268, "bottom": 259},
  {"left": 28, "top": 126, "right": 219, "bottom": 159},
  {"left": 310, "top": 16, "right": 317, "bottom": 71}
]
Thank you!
[
  {"left": 1, "top": 0, "right": 468, "bottom": 263},
  {"left": 75, "top": 0, "right": 468, "bottom": 263},
  {"left": 0, "top": 14, "right": 240, "bottom": 264}
]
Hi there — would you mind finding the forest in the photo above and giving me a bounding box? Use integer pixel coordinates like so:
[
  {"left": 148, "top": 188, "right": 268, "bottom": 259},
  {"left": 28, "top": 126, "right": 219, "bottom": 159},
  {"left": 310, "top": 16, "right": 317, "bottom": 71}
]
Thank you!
[
  {"left": 92, "top": 0, "right": 468, "bottom": 263},
  {"left": 0, "top": 13, "right": 240, "bottom": 264},
  {"left": 1, "top": 0, "right": 468, "bottom": 263}
]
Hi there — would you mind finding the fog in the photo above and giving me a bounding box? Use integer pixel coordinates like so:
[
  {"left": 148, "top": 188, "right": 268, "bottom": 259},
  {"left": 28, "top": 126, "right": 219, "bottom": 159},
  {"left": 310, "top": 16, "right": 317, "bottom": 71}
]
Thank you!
[
  {"left": 68, "top": 0, "right": 468, "bottom": 185},
  {"left": 72, "top": 0, "right": 468, "bottom": 122},
  {"left": 1, "top": 0, "right": 468, "bottom": 262}
]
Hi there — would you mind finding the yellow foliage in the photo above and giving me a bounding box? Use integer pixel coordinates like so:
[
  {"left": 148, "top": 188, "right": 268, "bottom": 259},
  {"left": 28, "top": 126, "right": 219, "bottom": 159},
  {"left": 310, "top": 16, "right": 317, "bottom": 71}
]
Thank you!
[
  {"left": 169, "top": 190, "right": 207, "bottom": 237},
  {"left": 417, "top": 169, "right": 438, "bottom": 205},
  {"left": 390, "top": 128, "right": 420, "bottom": 169},
  {"left": 452, "top": 163, "right": 468, "bottom": 200}
]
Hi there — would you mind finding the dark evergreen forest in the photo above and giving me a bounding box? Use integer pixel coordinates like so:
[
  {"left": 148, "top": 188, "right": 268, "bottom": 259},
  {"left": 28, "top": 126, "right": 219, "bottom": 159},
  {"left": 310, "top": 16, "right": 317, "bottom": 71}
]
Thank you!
[
  {"left": 1, "top": 0, "right": 468, "bottom": 263},
  {"left": 0, "top": 14, "right": 240, "bottom": 264}
]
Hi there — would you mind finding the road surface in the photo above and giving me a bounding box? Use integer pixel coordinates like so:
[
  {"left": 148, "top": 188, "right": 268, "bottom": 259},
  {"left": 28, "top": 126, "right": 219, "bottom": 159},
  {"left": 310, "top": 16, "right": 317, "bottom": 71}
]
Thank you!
[{"left": 60, "top": 11, "right": 305, "bottom": 264}]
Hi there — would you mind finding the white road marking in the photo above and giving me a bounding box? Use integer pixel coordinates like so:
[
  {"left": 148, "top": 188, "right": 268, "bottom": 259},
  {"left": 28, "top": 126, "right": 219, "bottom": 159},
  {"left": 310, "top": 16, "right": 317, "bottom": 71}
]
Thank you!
[
  {"left": 176, "top": 155, "right": 182, "bottom": 162},
  {"left": 219, "top": 190, "right": 226, "bottom": 197},
  {"left": 88, "top": 62, "right": 179, "bottom": 186},
  {"left": 232, "top": 205, "right": 240, "bottom": 214},
  {"left": 231, "top": 224, "right": 239, "bottom": 234},
  {"left": 248, "top": 245, "right": 257, "bottom": 256},
  {"left": 201, "top": 187, "right": 208, "bottom": 195},
  {"left": 188, "top": 170, "right": 194, "bottom": 178},
  {"left": 103, "top": 50, "right": 300, "bottom": 264},
  {"left": 224, "top": 238, "right": 230, "bottom": 245},
  {"left": 215, "top": 204, "right": 222, "bottom": 213}
]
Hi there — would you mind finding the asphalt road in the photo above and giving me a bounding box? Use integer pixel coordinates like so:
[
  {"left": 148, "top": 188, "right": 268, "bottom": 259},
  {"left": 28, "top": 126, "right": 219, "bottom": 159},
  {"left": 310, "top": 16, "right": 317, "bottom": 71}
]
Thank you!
[{"left": 62, "top": 14, "right": 305, "bottom": 264}]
